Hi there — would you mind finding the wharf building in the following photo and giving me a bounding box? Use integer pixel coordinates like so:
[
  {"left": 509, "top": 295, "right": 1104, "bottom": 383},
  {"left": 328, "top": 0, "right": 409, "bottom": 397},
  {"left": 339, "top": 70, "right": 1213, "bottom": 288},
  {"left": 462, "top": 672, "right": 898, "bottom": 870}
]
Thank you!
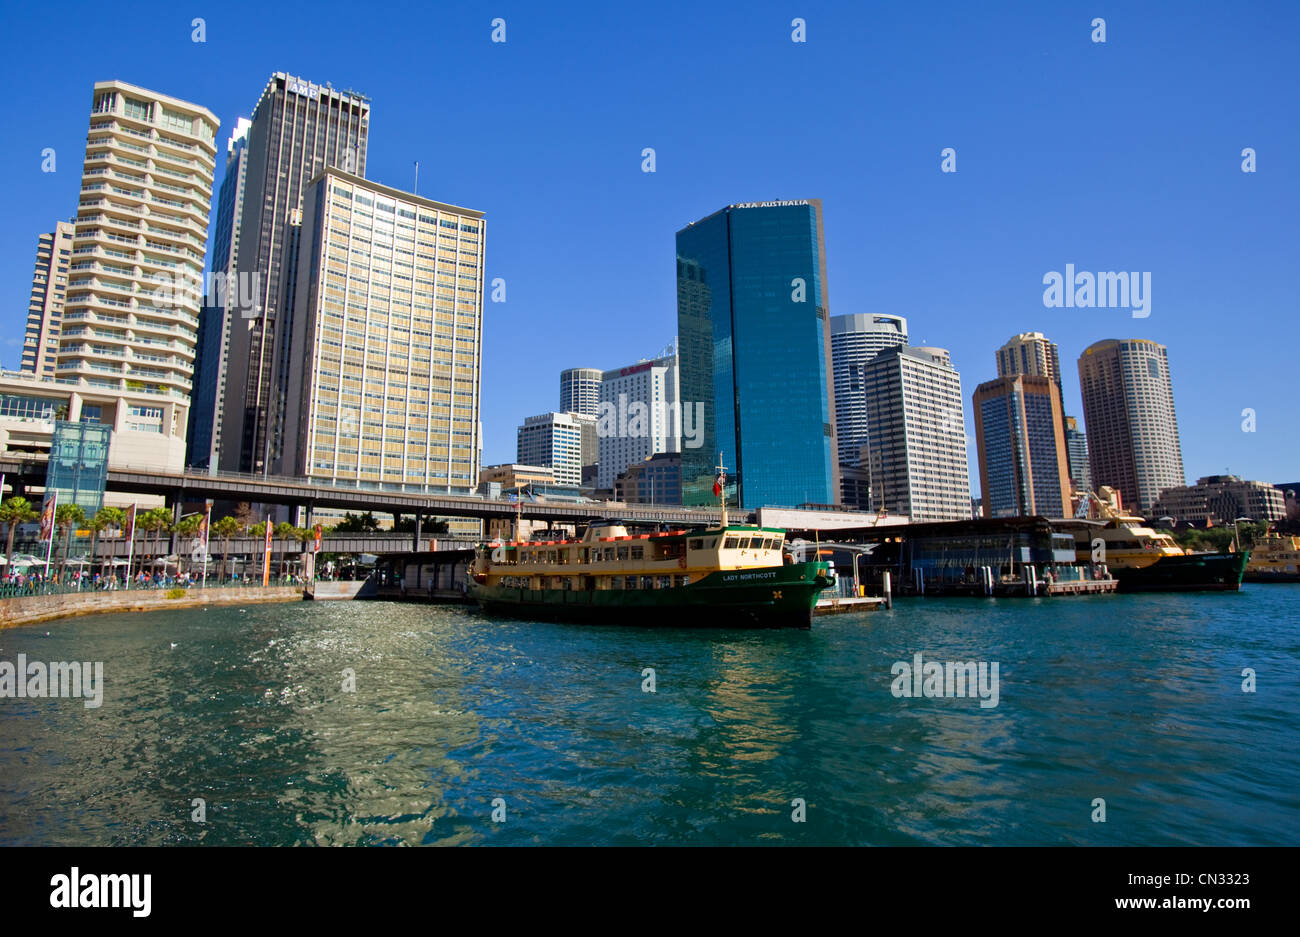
[
  {"left": 1151, "top": 475, "right": 1286, "bottom": 526},
  {"left": 972, "top": 374, "right": 1071, "bottom": 519},
  {"left": 217, "top": 73, "right": 370, "bottom": 476},
  {"left": 596, "top": 353, "right": 679, "bottom": 491},
  {"left": 516, "top": 411, "right": 597, "bottom": 488},
  {"left": 863, "top": 346, "right": 971, "bottom": 521},
  {"left": 279, "top": 169, "right": 484, "bottom": 500},
  {"left": 676, "top": 200, "right": 838, "bottom": 509},
  {"left": 188, "top": 118, "right": 252, "bottom": 471},
  {"left": 1078, "top": 339, "right": 1185, "bottom": 514},
  {"left": 559, "top": 367, "right": 602, "bottom": 417},
  {"left": 21, "top": 221, "right": 76, "bottom": 379}
]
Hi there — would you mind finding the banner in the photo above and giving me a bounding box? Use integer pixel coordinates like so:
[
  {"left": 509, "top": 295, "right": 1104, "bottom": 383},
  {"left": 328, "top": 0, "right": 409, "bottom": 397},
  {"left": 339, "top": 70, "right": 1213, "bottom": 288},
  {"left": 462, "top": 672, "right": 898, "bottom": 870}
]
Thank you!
[
  {"left": 262, "top": 515, "right": 273, "bottom": 586},
  {"left": 39, "top": 493, "right": 57, "bottom": 543},
  {"left": 313, "top": 524, "right": 322, "bottom": 553}
]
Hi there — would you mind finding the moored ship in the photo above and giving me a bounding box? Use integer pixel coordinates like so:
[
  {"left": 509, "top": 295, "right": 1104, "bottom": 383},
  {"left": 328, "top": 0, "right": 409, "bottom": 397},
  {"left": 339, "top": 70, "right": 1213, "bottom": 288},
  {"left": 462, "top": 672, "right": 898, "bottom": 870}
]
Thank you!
[
  {"left": 1063, "top": 487, "right": 1248, "bottom": 592},
  {"left": 467, "top": 520, "right": 834, "bottom": 628},
  {"left": 1243, "top": 531, "right": 1300, "bottom": 583}
]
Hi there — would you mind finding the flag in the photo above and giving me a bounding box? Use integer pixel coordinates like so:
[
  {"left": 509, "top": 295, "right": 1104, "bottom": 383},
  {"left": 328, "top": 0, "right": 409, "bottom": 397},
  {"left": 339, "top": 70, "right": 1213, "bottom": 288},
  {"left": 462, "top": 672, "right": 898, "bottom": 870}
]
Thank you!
[
  {"left": 712, "top": 474, "right": 723, "bottom": 498},
  {"left": 39, "top": 493, "right": 57, "bottom": 542},
  {"left": 199, "top": 504, "right": 211, "bottom": 549},
  {"left": 262, "top": 515, "right": 273, "bottom": 586},
  {"left": 313, "top": 524, "right": 323, "bottom": 553}
]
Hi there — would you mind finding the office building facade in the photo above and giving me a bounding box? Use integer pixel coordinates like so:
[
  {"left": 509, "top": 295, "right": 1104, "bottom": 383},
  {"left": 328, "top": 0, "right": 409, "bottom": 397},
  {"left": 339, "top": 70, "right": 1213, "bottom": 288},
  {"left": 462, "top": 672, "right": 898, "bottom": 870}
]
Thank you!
[
  {"left": 188, "top": 117, "right": 251, "bottom": 470},
  {"left": 614, "top": 452, "right": 682, "bottom": 504},
  {"left": 1078, "top": 339, "right": 1185, "bottom": 513},
  {"left": 560, "top": 367, "right": 602, "bottom": 417},
  {"left": 1063, "top": 415, "right": 1090, "bottom": 492},
  {"left": 221, "top": 73, "right": 370, "bottom": 475},
  {"left": 596, "top": 353, "right": 679, "bottom": 490},
  {"left": 676, "top": 200, "right": 838, "bottom": 509},
  {"left": 63, "top": 80, "right": 218, "bottom": 401},
  {"left": 22, "top": 221, "right": 76, "bottom": 378},
  {"left": 1151, "top": 475, "right": 1286, "bottom": 526},
  {"left": 996, "top": 331, "right": 1062, "bottom": 398},
  {"left": 279, "top": 169, "right": 484, "bottom": 491},
  {"left": 517, "top": 411, "right": 596, "bottom": 487},
  {"left": 863, "top": 346, "right": 970, "bottom": 521},
  {"left": 973, "top": 374, "right": 1071, "bottom": 518},
  {"left": 831, "top": 313, "right": 908, "bottom": 469}
]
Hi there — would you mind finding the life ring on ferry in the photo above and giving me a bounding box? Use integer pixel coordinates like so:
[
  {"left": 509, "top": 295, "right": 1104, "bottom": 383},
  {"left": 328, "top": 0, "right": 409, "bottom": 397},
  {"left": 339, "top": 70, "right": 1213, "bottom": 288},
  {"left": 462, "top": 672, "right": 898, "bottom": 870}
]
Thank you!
[{"left": 678, "top": 557, "right": 687, "bottom": 569}]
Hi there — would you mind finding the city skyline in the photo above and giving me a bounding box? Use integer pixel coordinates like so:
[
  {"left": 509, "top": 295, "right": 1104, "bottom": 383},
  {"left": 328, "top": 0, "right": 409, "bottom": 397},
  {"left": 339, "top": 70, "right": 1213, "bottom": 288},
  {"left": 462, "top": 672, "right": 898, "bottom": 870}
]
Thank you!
[{"left": 1, "top": 2, "right": 1296, "bottom": 497}]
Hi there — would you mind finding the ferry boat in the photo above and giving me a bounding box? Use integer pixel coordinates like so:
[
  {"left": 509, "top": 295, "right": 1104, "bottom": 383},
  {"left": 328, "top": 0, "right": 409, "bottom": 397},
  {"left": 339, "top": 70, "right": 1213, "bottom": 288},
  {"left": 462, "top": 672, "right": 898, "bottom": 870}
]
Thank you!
[
  {"left": 1243, "top": 531, "right": 1300, "bottom": 582},
  {"left": 467, "top": 520, "right": 834, "bottom": 628},
  {"left": 1064, "top": 488, "right": 1248, "bottom": 592}
]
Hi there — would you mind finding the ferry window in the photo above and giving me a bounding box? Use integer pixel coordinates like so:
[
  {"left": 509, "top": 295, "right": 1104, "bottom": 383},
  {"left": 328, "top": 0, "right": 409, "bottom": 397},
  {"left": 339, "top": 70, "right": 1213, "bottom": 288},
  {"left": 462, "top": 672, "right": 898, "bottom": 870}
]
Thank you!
[
  {"left": 617, "top": 547, "right": 629, "bottom": 560},
  {"left": 724, "top": 537, "right": 739, "bottom": 549},
  {"left": 630, "top": 546, "right": 643, "bottom": 559},
  {"left": 675, "top": 575, "right": 690, "bottom": 587},
  {"left": 689, "top": 539, "right": 703, "bottom": 550},
  {"left": 611, "top": 576, "right": 623, "bottom": 589},
  {"left": 737, "top": 538, "right": 752, "bottom": 550},
  {"left": 625, "top": 577, "right": 638, "bottom": 590},
  {"left": 656, "top": 576, "right": 671, "bottom": 589},
  {"left": 641, "top": 576, "right": 655, "bottom": 589}
]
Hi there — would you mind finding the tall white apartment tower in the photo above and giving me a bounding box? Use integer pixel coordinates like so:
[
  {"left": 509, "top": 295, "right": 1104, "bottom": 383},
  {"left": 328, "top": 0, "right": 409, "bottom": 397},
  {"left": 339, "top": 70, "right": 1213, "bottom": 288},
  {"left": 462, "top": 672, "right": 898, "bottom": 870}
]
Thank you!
[
  {"left": 560, "top": 367, "right": 602, "bottom": 417},
  {"left": 596, "top": 353, "right": 680, "bottom": 491},
  {"left": 830, "top": 313, "right": 908, "bottom": 467},
  {"left": 863, "top": 346, "right": 970, "bottom": 521},
  {"left": 63, "top": 81, "right": 218, "bottom": 404},
  {"left": 517, "top": 411, "right": 596, "bottom": 487}
]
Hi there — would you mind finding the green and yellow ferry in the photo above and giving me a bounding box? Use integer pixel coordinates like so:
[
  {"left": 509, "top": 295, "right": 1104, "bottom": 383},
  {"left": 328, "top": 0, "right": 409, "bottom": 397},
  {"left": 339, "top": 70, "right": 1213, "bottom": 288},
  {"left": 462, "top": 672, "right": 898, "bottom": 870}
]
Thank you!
[{"left": 467, "top": 519, "right": 834, "bottom": 629}]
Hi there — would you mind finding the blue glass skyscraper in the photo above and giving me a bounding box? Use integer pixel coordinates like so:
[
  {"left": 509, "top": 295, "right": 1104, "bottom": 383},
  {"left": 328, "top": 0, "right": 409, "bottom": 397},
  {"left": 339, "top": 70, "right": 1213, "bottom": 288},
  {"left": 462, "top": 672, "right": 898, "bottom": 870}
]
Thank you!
[{"left": 676, "top": 200, "right": 838, "bottom": 509}]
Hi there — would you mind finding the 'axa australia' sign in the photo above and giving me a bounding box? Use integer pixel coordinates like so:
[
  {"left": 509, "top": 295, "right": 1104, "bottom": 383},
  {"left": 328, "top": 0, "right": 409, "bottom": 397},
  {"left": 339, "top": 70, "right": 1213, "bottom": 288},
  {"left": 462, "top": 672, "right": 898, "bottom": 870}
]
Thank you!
[{"left": 730, "top": 200, "right": 812, "bottom": 209}]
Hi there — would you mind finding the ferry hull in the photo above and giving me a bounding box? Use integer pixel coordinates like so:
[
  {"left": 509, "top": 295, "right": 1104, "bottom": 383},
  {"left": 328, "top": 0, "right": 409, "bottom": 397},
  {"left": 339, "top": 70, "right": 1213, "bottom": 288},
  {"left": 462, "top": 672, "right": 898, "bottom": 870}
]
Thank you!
[
  {"left": 1112, "top": 552, "right": 1248, "bottom": 593},
  {"left": 468, "top": 563, "right": 832, "bottom": 629}
]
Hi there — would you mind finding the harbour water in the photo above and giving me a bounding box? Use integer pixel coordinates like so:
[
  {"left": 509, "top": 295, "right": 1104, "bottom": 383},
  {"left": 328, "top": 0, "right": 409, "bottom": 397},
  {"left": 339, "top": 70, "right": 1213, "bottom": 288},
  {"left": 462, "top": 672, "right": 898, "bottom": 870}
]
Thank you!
[{"left": 1, "top": 587, "right": 1297, "bottom": 846}]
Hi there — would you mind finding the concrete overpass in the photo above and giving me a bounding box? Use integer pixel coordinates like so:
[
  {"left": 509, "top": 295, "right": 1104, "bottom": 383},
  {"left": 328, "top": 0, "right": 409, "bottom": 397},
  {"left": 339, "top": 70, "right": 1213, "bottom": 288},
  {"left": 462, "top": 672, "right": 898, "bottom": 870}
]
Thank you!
[{"left": 0, "top": 455, "right": 735, "bottom": 530}]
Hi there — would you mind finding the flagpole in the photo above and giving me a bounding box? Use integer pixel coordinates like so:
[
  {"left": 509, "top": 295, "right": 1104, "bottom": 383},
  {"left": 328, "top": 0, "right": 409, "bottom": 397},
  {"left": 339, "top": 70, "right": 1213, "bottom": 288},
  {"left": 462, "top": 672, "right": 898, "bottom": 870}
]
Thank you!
[
  {"left": 125, "top": 504, "right": 136, "bottom": 590},
  {"left": 201, "top": 502, "right": 211, "bottom": 589},
  {"left": 42, "top": 491, "right": 57, "bottom": 594}
]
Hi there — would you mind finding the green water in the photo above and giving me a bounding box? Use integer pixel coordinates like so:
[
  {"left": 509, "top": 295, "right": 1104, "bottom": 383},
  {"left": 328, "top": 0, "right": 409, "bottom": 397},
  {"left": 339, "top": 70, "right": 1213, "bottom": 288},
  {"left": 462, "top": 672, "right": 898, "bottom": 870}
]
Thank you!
[{"left": 1, "top": 587, "right": 1297, "bottom": 845}]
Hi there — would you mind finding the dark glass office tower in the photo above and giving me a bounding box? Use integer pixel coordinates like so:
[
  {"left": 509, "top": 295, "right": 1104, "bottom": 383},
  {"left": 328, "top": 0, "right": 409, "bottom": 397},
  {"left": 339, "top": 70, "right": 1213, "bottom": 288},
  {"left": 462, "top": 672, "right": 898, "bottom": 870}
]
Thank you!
[
  {"left": 219, "top": 73, "right": 369, "bottom": 474},
  {"left": 676, "top": 200, "right": 838, "bottom": 509}
]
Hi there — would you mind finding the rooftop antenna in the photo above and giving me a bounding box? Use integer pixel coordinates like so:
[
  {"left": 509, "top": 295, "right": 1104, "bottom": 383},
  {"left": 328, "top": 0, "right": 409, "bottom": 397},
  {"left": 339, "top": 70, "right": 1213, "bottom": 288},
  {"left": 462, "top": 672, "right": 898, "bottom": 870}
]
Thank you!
[{"left": 414, "top": 161, "right": 419, "bottom": 196}]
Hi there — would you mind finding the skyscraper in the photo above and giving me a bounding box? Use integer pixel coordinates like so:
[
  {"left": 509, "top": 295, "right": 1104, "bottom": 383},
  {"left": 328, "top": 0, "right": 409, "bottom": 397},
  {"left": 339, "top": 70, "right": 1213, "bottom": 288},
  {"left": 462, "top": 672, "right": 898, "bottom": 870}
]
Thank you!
[
  {"left": 21, "top": 221, "right": 75, "bottom": 378},
  {"left": 596, "top": 353, "right": 679, "bottom": 491},
  {"left": 279, "top": 169, "right": 484, "bottom": 491},
  {"left": 188, "top": 118, "right": 251, "bottom": 470},
  {"left": 676, "top": 200, "right": 838, "bottom": 509},
  {"left": 972, "top": 374, "right": 1071, "bottom": 518},
  {"left": 831, "top": 313, "right": 908, "bottom": 467},
  {"left": 1078, "top": 339, "right": 1185, "bottom": 513},
  {"left": 996, "top": 331, "right": 1062, "bottom": 398},
  {"left": 220, "top": 73, "right": 370, "bottom": 475},
  {"left": 63, "top": 81, "right": 218, "bottom": 403},
  {"left": 863, "top": 346, "right": 970, "bottom": 521},
  {"left": 1063, "top": 415, "right": 1090, "bottom": 492},
  {"left": 560, "top": 367, "right": 602, "bottom": 417},
  {"left": 517, "top": 412, "right": 596, "bottom": 487}
]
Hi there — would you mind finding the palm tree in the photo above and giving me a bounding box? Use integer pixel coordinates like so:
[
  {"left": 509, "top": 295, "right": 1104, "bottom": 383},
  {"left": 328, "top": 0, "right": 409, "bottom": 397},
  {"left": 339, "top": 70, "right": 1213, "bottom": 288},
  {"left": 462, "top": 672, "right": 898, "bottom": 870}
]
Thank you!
[
  {"left": 54, "top": 503, "right": 87, "bottom": 583},
  {"left": 274, "top": 521, "right": 296, "bottom": 581},
  {"left": 88, "top": 506, "right": 125, "bottom": 583},
  {"left": 138, "top": 507, "right": 172, "bottom": 582},
  {"left": 0, "top": 496, "right": 39, "bottom": 570},
  {"left": 212, "top": 516, "right": 241, "bottom": 583},
  {"left": 175, "top": 514, "right": 203, "bottom": 578}
]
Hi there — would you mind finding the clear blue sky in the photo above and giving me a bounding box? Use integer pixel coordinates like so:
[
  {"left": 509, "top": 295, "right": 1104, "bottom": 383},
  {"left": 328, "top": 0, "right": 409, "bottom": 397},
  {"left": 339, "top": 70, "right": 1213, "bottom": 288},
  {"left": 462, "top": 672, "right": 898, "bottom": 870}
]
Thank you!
[{"left": 2, "top": 0, "right": 1296, "bottom": 491}]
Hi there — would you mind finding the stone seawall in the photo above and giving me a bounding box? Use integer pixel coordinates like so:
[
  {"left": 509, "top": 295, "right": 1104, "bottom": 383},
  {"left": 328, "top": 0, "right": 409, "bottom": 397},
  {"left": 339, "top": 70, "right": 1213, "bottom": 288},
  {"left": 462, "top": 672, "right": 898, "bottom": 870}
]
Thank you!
[{"left": 0, "top": 586, "right": 305, "bottom": 631}]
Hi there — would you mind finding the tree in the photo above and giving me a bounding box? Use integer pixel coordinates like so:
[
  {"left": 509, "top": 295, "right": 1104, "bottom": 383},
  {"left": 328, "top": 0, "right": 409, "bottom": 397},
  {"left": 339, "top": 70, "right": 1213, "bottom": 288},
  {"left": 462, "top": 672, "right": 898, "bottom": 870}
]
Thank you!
[
  {"left": 138, "top": 507, "right": 173, "bottom": 579},
  {"left": 0, "top": 496, "right": 39, "bottom": 567},
  {"left": 54, "top": 503, "right": 87, "bottom": 581},
  {"left": 88, "top": 506, "right": 125, "bottom": 580},
  {"left": 333, "top": 511, "right": 380, "bottom": 533},
  {"left": 212, "top": 516, "right": 241, "bottom": 583},
  {"left": 175, "top": 514, "right": 203, "bottom": 576},
  {"left": 274, "top": 521, "right": 296, "bottom": 579}
]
